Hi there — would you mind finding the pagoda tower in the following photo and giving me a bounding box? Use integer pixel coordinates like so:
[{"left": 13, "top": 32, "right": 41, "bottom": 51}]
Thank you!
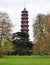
[{"left": 21, "top": 8, "right": 29, "bottom": 33}]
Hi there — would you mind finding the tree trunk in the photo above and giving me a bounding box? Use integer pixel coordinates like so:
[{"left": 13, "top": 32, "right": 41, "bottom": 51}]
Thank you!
[{"left": 0, "top": 52, "right": 3, "bottom": 58}]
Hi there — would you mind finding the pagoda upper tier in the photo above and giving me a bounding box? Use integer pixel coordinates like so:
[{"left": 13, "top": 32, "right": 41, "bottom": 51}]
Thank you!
[{"left": 21, "top": 8, "right": 29, "bottom": 33}]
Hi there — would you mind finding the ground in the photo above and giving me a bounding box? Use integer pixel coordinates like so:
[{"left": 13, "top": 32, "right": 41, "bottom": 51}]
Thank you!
[{"left": 0, "top": 56, "right": 50, "bottom": 65}]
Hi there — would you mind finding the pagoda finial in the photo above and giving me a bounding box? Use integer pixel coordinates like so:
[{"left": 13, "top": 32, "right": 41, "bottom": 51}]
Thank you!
[{"left": 24, "top": 0, "right": 26, "bottom": 8}]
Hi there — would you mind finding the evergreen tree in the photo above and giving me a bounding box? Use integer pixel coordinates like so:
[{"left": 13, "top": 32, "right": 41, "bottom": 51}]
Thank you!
[{"left": 12, "top": 32, "right": 33, "bottom": 55}]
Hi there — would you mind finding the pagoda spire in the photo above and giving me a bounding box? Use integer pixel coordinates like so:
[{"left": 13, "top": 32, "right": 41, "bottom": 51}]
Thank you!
[{"left": 24, "top": 1, "right": 26, "bottom": 8}]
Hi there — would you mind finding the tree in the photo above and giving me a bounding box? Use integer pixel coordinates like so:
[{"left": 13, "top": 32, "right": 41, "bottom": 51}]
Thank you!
[
  {"left": 33, "top": 14, "right": 50, "bottom": 55},
  {"left": 4, "top": 40, "right": 14, "bottom": 55},
  {"left": 44, "top": 15, "right": 50, "bottom": 55},
  {"left": 0, "top": 12, "right": 13, "bottom": 57},
  {"left": 12, "top": 32, "right": 33, "bottom": 55}
]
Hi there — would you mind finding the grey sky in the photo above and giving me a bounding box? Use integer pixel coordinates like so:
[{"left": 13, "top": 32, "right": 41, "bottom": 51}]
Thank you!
[{"left": 0, "top": 0, "right": 50, "bottom": 41}]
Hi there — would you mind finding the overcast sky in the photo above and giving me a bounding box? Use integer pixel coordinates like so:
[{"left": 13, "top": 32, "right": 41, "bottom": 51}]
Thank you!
[{"left": 0, "top": 0, "right": 50, "bottom": 41}]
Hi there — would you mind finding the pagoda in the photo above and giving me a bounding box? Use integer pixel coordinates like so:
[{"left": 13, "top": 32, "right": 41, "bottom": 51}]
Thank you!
[{"left": 21, "top": 8, "right": 29, "bottom": 33}]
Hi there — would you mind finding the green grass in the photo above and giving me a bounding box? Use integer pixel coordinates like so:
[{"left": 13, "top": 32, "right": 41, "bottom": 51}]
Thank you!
[{"left": 0, "top": 55, "right": 50, "bottom": 65}]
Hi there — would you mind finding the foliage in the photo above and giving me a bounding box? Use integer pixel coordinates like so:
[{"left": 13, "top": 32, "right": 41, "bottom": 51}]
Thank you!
[
  {"left": 12, "top": 32, "right": 33, "bottom": 55},
  {"left": 0, "top": 12, "right": 13, "bottom": 57},
  {"left": 33, "top": 14, "right": 50, "bottom": 55},
  {"left": 4, "top": 41, "right": 14, "bottom": 55},
  {"left": 0, "top": 39, "right": 14, "bottom": 56}
]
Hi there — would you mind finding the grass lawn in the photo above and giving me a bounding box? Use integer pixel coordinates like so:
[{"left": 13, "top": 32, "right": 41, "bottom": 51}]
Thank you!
[{"left": 0, "top": 55, "right": 50, "bottom": 65}]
